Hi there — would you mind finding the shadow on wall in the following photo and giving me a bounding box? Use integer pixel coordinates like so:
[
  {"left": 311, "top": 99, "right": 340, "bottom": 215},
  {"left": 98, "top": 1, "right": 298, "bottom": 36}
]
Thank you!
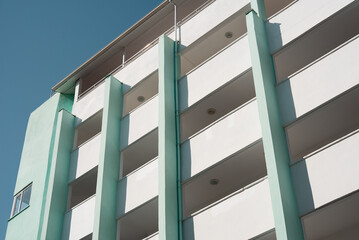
[{"left": 290, "top": 159, "right": 315, "bottom": 216}]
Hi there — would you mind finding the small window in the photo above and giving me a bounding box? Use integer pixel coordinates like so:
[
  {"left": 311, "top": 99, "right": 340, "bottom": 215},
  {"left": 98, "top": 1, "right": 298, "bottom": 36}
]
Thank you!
[{"left": 11, "top": 184, "right": 32, "bottom": 218}]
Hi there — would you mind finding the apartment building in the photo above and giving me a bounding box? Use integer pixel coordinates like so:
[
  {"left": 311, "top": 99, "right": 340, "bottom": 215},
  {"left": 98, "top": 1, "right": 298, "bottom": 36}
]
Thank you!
[{"left": 6, "top": 0, "right": 359, "bottom": 239}]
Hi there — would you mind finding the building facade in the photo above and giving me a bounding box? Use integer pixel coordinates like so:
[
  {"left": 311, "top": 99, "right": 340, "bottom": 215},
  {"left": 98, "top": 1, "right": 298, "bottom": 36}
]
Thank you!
[{"left": 6, "top": 0, "right": 359, "bottom": 239}]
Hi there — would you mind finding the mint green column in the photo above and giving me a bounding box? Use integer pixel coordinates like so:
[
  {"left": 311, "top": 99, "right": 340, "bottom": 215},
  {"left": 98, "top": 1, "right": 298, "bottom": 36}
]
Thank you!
[
  {"left": 158, "top": 35, "right": 181, "bottom": 240},
  {"left": 246, "top": 2, "right": 304, "bottom": 240},
  {"left": 93, "top": 76, "right": 123, "bottom": 240},
  {"left": 40, "top": 109, "right": 75, "bottom": 240},
  {"left": 5, "top": 93, "right": 73, "bottom": 240}
]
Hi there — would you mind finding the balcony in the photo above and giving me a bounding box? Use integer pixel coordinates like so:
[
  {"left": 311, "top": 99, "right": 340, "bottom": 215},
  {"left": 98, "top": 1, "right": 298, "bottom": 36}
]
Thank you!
[
  {"left": 277, "top": 35, "right": 359, "bottom": 126},
  {"left": 69, "top": 133, "right": 101, "bottom": 182},
  {"left": 301, "top": 191, "right": 359, "bottom": 240},
  {"left": 291, "top": 129, "right": 359, "bottom": 216},
  {"left": 181, "top": 99, "right": 261, "bottom": 180},
  {"left": 73, "top": 81, "right": 105, "bottom": 124},
  {"left": 114, "top": 43, "right": 159, "bottom": 93},
  {"left": 62, "top": 195, "right": 95, "bottom": 240},
  {"left": 285, "top": 85, "right": 359, "bottom": 162},
  {"left": 266, "top": 0, "right": 355, "bottom": 53},
  {"left": 182, "top": 179, "right": 275, "bottom": 240},
  {"left": 117, "top": 158, "right": 158, "bottom": 216},
  {"left": 179, "top": 35, "right": 251, "bottom": 112},
  {"left": 176, "top": 0, "right": 249, "bottom": 48},
  {"left": 120, "top": 95, "right": 159, "bottom": 150}
]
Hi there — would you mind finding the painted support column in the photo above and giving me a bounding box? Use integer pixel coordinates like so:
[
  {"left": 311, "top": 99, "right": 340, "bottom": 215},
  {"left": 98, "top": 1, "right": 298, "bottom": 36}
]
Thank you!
[
  {"left": 93, "top": 76, "right": 123, "bottom": 240},
  {"left": 41, "top": 109, "right": 75, "bottom": 240},
  {"left": 158, "top": 35, "right": 181, "bottom": 240},
  {"left": 246, "top": 2, "right": 304, "bottom": 240}
]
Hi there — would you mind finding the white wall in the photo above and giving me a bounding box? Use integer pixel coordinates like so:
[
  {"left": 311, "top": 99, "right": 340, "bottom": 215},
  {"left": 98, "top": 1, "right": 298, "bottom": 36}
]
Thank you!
[
  {"left": 182, "top": 179, "right": 274, "bottom": 240},
  {"left": 62, "top": 196, "right": 95, "bottom": 240},
  {"left": 179, "top": 36, "right": 251, "bottom": 112},
  {"left": 266, "top": 0, "right": 354, "bottom": 53},
  {"left": 181, "top": 100, "right": 261, "bottom": 179}
]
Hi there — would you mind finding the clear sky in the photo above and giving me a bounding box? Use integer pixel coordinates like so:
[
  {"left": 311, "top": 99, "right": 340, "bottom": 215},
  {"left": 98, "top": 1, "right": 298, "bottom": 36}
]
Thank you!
[{"left": 0, "top": 0, "right": 163, "bottom": 238}]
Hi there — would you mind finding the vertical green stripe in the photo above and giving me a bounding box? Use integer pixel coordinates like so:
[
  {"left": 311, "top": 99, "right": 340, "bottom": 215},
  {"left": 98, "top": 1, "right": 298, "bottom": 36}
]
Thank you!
[
  {"left": 246, "top": 4, "right": 304, "bottom": 240},
  {"left": 158, "top": 35, "right": 180, "bottom": 240},
  {"left": 41, "top": 109, "right": 75, "bottom": 240},
  {"left": 93, "top": 76, "right": 123, "bottom": 240}
]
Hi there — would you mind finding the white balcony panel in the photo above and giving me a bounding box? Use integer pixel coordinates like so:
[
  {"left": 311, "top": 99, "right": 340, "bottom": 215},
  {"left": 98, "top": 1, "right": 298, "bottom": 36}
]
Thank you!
[
  {"left": 72, "top": 81, "right": 105, "bottom": 124},
  {"left": 176, "top": 0, "right": 249, "bottom": 47},
  {"left": 62, "top": 196, "right": 95, "bottom": 240},
  {"left": 266, "top": 0, "right": 354, "bottom": 53},
  {"left": 120, "top": 95, "right": 158, "bottom": 150},
  {"left": 69, "top": 134, "right": 101, "bottom": 182},
  {"left": 181, "top": 100, "right": 261, "bottom": 179},
  {"left": 277, "top": 36, "right": 359, "bottom": 126},
  {"left": 179, "top": 36, "right": 251, "bottom": 112},
  {"left": 291, "top": 130, "right": 359, "bottom": 216},
  {"left": 114, "top": 44, "right": 158, "bottom": 92},
  {"left": 183, "top": 179, "right": 274, "bottom": 240},
  {"left": 117, "top": 159, "right": 158, "bottom": 216}
]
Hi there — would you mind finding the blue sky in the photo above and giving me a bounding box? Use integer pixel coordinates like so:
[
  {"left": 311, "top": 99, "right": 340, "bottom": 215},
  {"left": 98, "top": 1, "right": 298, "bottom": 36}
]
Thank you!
[{"left": 0, "top": 0, "right": 163, "bottom": 238}]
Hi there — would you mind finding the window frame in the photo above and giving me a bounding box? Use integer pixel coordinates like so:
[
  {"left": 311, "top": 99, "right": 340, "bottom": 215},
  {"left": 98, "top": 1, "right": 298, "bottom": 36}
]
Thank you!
[{"left": 10, "top": 183, "right": 32, "bottom": 218}]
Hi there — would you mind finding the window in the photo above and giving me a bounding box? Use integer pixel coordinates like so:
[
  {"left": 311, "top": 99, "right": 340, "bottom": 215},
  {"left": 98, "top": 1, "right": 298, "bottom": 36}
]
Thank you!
[{"left": 11, "top": 184, "right": 32, "bottom": 218}]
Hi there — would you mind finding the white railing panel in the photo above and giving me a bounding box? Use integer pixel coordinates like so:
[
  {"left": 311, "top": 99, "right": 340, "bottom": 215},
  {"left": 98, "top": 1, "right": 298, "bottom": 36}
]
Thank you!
[
  {"left": 62, "top": 196, "right": 95, "bottom": 240},
  {"left": 69, "top": 134, "right": 101, "bottom": 182},
  {"left": 183, "top": 179, "right": 274, "bottom": 240},
  {"left": 181, "top": 100, "right": 261, "bottom": 179},
  {"left": 72, "top": 81, "right": 105, "bottom": 124},
  {"left": 120, "top": 96, "right": 158, "bottom": 149},
  {"left": 117, "top": 159, "right": 158, "bottom": 216},
  {"left": 291, "top": 130, "right": 359, "bottom": 216},
  {"left": 179, "top": 36, "right": 251, "bottom": 112},
  {"left": 266, "top": 0, "right": 354, "bottom": 53},
  {"left": 277, "top": 36, "right": 359, "bottom": 126},
  {"left": 174, "top": 0, "right": 249, "bottom": 47},
  {"left": 114, "top": 44, "right": 158, "bottom": 92}
]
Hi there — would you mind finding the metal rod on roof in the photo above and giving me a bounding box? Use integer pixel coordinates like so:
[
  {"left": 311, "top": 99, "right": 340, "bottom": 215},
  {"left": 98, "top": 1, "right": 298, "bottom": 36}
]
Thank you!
[
  {"left": 122, "top": 47, "right": 126, "bottom": 67},
  {"left": 169, "top": 0, "right": 177, "bottom": 42}
]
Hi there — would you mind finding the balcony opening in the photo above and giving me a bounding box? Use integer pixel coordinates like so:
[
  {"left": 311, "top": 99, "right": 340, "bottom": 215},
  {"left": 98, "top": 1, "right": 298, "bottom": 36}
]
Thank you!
[
  {"left": 179, "top": 4, "right": 250, "bottom": 77},
  {"left": 302, "top": 191, "right": 359, "bottom": 240},
  {"left": 117, "top": 197, "right": 158, "bottom": 240},
  {"left": 286, "top": 85, "right": 359, "bottom": 162},
  {"left": 74, "top": 110, "right": 102, "bottom": 149},
  {"left": 180, "top": 70, "right": 255, "bottom": 142},
  {"left": 68, "top": 167, "right": 97, "bottom": 210},
  {"left": 122, "top": 71, "right": 158, "bottom": 116},
  {"left": 264, "top": 0, "right": 296, "bottom": 19},
  {"left": 120, "top": 129, "right": 158, "bottom": 178},
  {"left": 273, "top": 2, "right": 359, "bottom": 83},
  {"left": 182, "top": 141, "right": 266, "bottom": 218}
]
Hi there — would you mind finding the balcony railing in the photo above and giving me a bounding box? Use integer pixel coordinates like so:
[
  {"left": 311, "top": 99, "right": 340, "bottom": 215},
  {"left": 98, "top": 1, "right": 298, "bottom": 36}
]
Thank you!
[
  {"left": 182, "top": 178, "right": 274, "bottom": 240},
  {"left": 266, "top": 0, "right": 354, "bottom": 53},
  {"left": 179, "top": 35, "right": 251, "bottom": 112},
  {"left": 117, "top": 158, "right": 159, "bottom": 216},
  {"left": 120, "top": 95, "right": 159, "bottom": 150},
  {"left": 181, "top": 99, "right": 261, "bottom": 180},
  {"left": 291, "top": 129, "right": 359, "bottom": 216},
  {"left": 62, "top": 195, "right": 96, "bottom": 240},
  {"left": 277, "top": 35, "right": 359, "bottom": 126},
  {"left": 69, "top": 133, "right": 101, "bottom": 182}
]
